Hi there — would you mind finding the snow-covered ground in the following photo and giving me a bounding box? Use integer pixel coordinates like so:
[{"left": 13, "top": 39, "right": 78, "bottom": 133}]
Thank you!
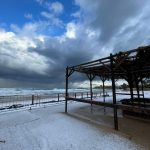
[{"left": 0, "top": 102, "right": 149, "bottom": 150}]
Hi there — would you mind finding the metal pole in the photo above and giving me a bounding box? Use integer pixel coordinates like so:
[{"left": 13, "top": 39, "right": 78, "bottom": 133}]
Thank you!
[
  {"left": 32, "top": 95, "right": 34, "bottom": 105},
  {"left": 65, "top": 67, "right": 69, "bottom": 113},
  {"left": 75, "top": 93, "right": 76, "bottom": 98},
  {"left": 90, "top": 78, "right": 93, "bottom": 101},
  {"left": 110, "top": 54, "right": 118, "bottom": 130},
  {"left": 128, "top": 74, "right": 134, "bottom": 104},
  {"left": 58, "top": 94, "right": 59, "bottom": 102},
  {"left": 141, "top": 79, "right": 144, "bottom": 98},
  {"left": 81, "top": 92, "right": 83, "bottom": 98},
  {"left": 90, "top": 77, "right": 93, "bottom": 111},
  {"left": 129, "top": 81, "right": 134, "bottom": 100},
  {"left": 102, "top": 79, "right": 105, "bottom": 103},
  {"left": 102, "top": 79, "right": 106, "bottom": 113},
  {"left": 140, "top": 77, "right": 145, "bottom": 106},
  {"left": 135, "top": 75, "right": 140, "bottom": 105},
  {"left": 136, "top": 79, "right": 140, "bottom": 99}
]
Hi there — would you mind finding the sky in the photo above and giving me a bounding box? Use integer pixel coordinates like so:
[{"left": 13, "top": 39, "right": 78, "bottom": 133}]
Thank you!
[{"left": 0, "top": 0, "right": 150, "bottom": 88}]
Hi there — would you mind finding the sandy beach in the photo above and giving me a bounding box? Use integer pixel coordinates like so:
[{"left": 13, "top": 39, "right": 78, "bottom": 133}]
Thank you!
[{"left": 0, "top": 102, "right": 149, "bottom": 150}]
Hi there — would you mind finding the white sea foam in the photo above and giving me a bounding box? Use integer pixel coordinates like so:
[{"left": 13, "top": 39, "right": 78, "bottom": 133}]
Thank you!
[{"left": 0, "top": 88, "right": 91, "bottom": 96}]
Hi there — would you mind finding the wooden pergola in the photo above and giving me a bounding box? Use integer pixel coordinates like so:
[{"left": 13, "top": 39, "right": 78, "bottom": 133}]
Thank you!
[{"left": 65, "top": 45, "right": 150, "bottom": 130}]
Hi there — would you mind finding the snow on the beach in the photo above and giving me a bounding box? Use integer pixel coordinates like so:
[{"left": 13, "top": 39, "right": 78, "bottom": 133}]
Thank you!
[{"left": 0, "top": 102, "right": 149, "bottom": 150}]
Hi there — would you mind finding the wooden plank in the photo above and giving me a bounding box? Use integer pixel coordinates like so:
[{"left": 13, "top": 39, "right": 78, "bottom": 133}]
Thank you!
[
  {"left": 65, "top": 67, "right": 69, "bottom": 113},
  {"left": 117, "top": 104, "right": 150, "bottom": 114},
  {"left": 67, "top": 97, "right": 114, "bottom": 107},
  {"left": 67, "top": 97, "right": 150, "bottom": 114}
]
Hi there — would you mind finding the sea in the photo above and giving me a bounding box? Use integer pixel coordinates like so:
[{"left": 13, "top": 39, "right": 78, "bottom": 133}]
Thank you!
[{"left": 0, "top": 88, "right": 91, "bottom": 96}]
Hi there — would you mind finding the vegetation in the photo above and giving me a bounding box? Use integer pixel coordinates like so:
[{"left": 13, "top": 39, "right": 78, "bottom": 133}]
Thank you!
[{"left": 94, "top": 79, "right": 150, "bottom": 90}]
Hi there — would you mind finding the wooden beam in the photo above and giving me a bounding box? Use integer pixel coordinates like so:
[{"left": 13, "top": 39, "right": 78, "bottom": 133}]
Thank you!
[
  {"left": 67, "top": 97, "right": 150, "bottom": 115},
  {"left": 65, "top": 67, "right": 69, "bottom": 113},
  {"left": 67, "top": 97, "right": 114, "bottom": 107},
  {"left": 110, "top": 53, "right": 118, "bottom": 130}
]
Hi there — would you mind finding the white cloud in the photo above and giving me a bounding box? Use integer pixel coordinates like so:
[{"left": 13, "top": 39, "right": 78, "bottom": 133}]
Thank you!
[
  {"left": 41, "top": 11, "right": 63, "bottom": 27},
  {"left": 48, "top": 1, "right": 64, "bottom": 15},
  {"left": 41, "top": 11, "right": 52, "bottom": 19},
  {"left": 10, "top": 21, "right": 51, "bottom": 37},
  {"left": 36, "top": 0, "right": 64, "bottom": 29},
  {"left": 65, "top": 23, "right": 77, "bottom": 39},
  {"left": 0, "top": 29, "right": 50, "bottom": 75},
  {"left": 86, "top": 28, "right": 100, "bottom": 39},
  {"left": 71, "top": 11, "right": 82, "bottom": 18},
  {"left": 35, "top": 0, "right": 44, "bottom": 5},
  {"left": 36, "top": 0, "right": 64, "bottom": 15},
  {"left": 0, "top": 29, "right": 15, "bottom": 42},
  {"left": 24, "top": 13, "right": 33, "bottom": 19}
]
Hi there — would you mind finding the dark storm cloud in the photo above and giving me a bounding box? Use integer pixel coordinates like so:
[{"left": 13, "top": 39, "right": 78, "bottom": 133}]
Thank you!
[
  {"left": 75, "top": 0, "right": 150, "bottom": 51},
  {"left": 28, "top": 36, "right": 96, "bottom": 84},
  {"left": 0, "top": 29, "right": 95, "bottom": 87},
  {"left": 89, "top": 0, "right": 145, "bottom": 42}
]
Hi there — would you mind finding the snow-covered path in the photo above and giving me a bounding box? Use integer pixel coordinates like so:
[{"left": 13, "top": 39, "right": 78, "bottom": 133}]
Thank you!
[{"left": 0, "top": 102, "right": 149, "bottom": 150}]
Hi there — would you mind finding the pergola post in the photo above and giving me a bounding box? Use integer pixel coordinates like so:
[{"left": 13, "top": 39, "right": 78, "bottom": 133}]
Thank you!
[
  {"left": 110, "top": 54, "right": 118, "bottom": 130},
  {"left": 100, "top": 76, "right": 106, "bottom": 112},
  {"left": 137, "top": 84, "right": 141, "bottom": 106},
  {"left": 141, "top": 77, "right": 144, "bottom": 98},
  {"left": 102, "top": 79, "right": 106, "bottom": 113},
  {"left": 134, "top": 74, "right": 140, "bottom": 105},
  {"left": 128, "top": 74, "right": 134, "bottom": 103},
  {"left": 65, "top": 67, "right": 69, "bottom": 113},
  {"left": 136, "top": 81, "right": 140, "bottom": 99},
  {"left": 140, "top": 77, "right": 145, "bottom": 106},
  {"left": 102, "top": 79, "right": 106, "bottom": 103},
  {"left": 87, "top": 74, "right": 95, "bottom": 107},
  {"left": 89, "top": 79, "right": 93, "bottom": 111},
  {"left": 90, "top": 77, "right": 93, "bottom": 102}
]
